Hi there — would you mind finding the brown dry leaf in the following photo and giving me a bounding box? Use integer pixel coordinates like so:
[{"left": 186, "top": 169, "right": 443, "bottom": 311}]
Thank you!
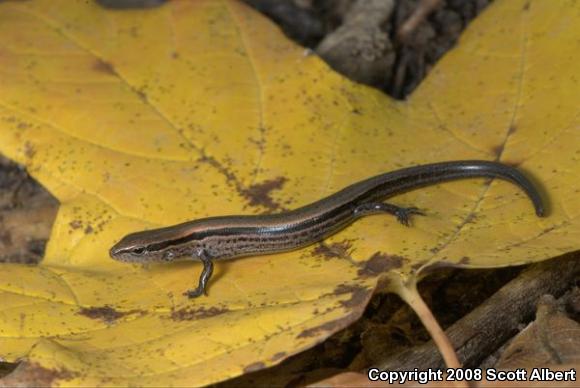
[
  {"left": 0, "top": 0, "right": 578, "bottom": 386},
  {"left": 0, "top": 157, "right": 58, "bottom": 264},
  {"left": 498, "top": 295, "right": 580, "bottom": 368}
]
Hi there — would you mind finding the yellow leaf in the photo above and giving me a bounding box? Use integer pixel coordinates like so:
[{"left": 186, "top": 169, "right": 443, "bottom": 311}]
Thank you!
[{"left": 0, "top": 0, "right": 578, "bottom": 386}]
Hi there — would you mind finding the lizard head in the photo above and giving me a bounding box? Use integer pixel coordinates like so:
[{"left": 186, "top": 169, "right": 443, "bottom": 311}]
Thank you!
[{"left": 109, "top": 228, "right": 177, "bottom": 263}]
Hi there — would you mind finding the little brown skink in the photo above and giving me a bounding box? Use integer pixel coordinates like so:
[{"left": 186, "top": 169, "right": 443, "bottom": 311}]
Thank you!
[{"left": 110, "top": 160, "right": 545, "bottom": 298}]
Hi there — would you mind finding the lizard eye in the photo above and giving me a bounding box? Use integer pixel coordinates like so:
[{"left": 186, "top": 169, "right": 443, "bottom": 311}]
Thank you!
[{"left": 132, "top": 247, "right": 146, "bottom": 255}]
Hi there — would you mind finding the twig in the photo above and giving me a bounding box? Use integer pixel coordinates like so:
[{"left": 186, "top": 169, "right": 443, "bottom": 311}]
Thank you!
[
  {"left": 376, "top": 253, "right": 580, "bottom": 371},
  {"left": 397, "top": 0, "right": 443, "bottom": 44}
]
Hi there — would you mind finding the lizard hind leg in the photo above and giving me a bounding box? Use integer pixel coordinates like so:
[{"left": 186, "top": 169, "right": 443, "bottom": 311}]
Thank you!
[{"left": 353, "top": 202, "right": 424, "bottom": 226}]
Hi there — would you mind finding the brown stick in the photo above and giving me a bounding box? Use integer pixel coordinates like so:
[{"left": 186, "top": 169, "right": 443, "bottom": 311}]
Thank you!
[
  {"left": 376, "top": 253, "right": 580, "bottom": 371},
  {"left": 397, "top": 0, "right": 443, "bottom": 44}
]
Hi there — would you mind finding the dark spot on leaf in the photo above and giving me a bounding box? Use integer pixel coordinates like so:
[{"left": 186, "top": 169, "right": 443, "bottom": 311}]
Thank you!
[
  {"left": 270, "top": 352, "right": 287, "bottom": 362},
  {"left": 377, "top": 277, "right": 391, "bottom": 291},
  {"left": 333, "top": 284, "right": 357, "bottom": 295},
  {"left": 17, "top": 122, "right": 31, "bottom": 130},
  {"left": 358, "top": 252, "right": 405, "bottom": 277},
  {"left": 198, "top": 154, "right": 238, "bottom": 186},
  {"left": 240, "top": 177, "right": 287, "bottom": 211},
  {"left": 523, "top": 1, "right": 531, "bottom": 11},
  {"left": 312, "top": 244, "right": 337, "bottom": 259},
  {"left": 459, "top": 256, "right": 470, "bottom": 265},
  {"left": 198, "top": 151, "right": 288, "bottom": 211},
  {"left": 541, "top": 225, "right": 557, "bottom": 235},
  {"left": 508, "top": 124, "right": 517, "bottom": 134},
  {"left": 24, "top": 142, "right": 35, "bottom": 159},
  {"left": 249, "top": 126, "right": 267, "bottom": 154},
  {"left": 169, "top": 306, "right": 229, "bottom": 321},
  {"left": 311, "top": 240, "right": 353, "bottom": 259},
  {"left": 136, "top": 89, "right": 147, "bottom": 102},
  {"left": 243, "top": 361, "right": 266, "bottom": 373},
  {"left": 3, "top": 362, "right": 78, "bottom": 387},
  {"left": 78, "top": 305, "right": 139, "bottom": 324},
  {"left": 491, "top": 144, "right": 504, "bottom": 158},
  {"left": 84, "top": 225, "right": 94, "bottom": 234},
  {"left": 93, "top": 59, "right": 116, "bottom": 76},
  {"left": 298, "top": 286, "right": 372, "bottom": 339},
  {"left": 333, "top": 284, "right": 371, "bottom": 308},
  {"left": 297, "top": 319, "right": 343, "bottom": 339},
  {"left": 464, "top": 213, "right": 477, "bottom": 224},
  {"left": 69, "top": 220, "right": 82, "bottom": 230}
]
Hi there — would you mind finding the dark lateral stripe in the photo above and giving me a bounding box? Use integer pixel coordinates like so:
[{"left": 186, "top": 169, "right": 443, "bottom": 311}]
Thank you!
[{"left": 148, "top": 205, "right": 355, "bottom": 252}]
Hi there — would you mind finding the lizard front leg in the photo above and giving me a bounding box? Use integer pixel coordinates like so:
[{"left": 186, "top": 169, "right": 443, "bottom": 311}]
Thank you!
[{"left": 184, "top": 249, "right": 214, "bottom": 298}]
